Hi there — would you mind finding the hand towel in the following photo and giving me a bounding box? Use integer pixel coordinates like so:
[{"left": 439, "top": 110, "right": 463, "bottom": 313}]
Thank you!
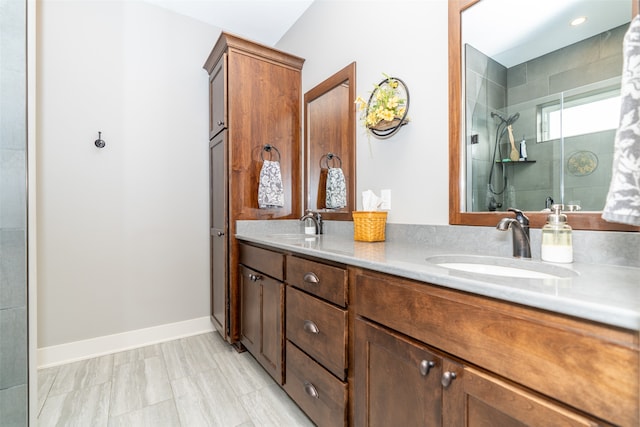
[
  {"left": 602, "top": 15, "right": 640, "bottom": 226},
  {"left": 325, "top": 167, "right": 347, "bottom": 209},
  {"left": 258, "top": 160, "right": 285, "bottom": 208}
]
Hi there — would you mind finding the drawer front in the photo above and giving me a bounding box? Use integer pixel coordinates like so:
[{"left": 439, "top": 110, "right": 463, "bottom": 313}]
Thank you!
[
  {"left": 353, "top": 268, "right": 639, "bottom": 427},
  {"left": 239, "top": 243, "right": 284, "bottom": 280},
  {"left": 286, "top": 286, "right": 347, "bottom": 380},
  {"left": 284, "top": 341, "right": 347, "bottom": 427},
  {"left": 286, "top": 255, "right": 347, "bottom": 307}
]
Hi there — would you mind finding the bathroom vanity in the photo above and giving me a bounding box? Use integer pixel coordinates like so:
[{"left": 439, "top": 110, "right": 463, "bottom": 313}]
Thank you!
[{"left": 235, "top": 227, "right": 639, "bottom": 427}]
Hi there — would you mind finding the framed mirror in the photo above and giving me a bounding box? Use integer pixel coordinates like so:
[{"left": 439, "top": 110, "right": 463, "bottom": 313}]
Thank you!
[
  {"left": 304, "top": 62, "right": 356, "bottom": 220},
  {"left": 449, "top": 0, "right": 639, "bottom": 231}
]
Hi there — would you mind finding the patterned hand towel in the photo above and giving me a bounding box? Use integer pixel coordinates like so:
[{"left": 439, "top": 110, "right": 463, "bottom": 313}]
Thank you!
[
  {"left": 326, "top": 167, "right": 347, "bottom": 209},
  {"left": 258, "top": 160, "right": 285, "bottom": 208},
  {"left": 603, "top": 15, "right": 640, "bottom": 226}
]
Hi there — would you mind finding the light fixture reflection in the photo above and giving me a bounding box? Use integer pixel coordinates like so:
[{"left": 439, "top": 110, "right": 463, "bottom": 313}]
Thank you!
[{"left": 570, "top": 16, "right": 588, "bottom": 26}]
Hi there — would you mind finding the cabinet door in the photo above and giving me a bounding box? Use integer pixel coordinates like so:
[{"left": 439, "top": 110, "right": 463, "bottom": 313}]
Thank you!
[
  {"left": 354, "top": 318, "right": 443, "bottom": 427},
  {"left": 209, "top": 53, "right": 227, "bottom": 139},
  {"left": 239, "top": 264, "right": 260, "bottom": 355},
  {"left": 445, "top": 366, "right": 604, "bottom": 427},
  {"left": 260, "top": 270, "right": 283, "bottom": 384},
  {"left": 239, "top": 264, "right": 284, "bottom": 384},
  {"left": 210, "top": 131, "right": 227, "bottom": 337}
]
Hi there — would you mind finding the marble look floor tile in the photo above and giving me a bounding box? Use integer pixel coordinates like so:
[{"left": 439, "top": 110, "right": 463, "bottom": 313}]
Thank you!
[
  {"left": 172, "top": 368, "right": 251, "bottom": 427},
  {"left": 36, "top": 366, "right": 58, "bottom": 415},
  {"left": 215, "top": 351, "right": 273, "bottom": 397},
  {"left": 113, "top": 343, "right": 163, "bottom": 366},
  {"left": 240, "top": 383, "right": 313, "bottom": 427},
  {"left": 108, "top": 399, "right": 181, "bottom": 427},
  {"left": 207, "top": 331, "right": 238, "bottom": 354},
  {"left": 38, "top": 382, "right": 110, "bottom": 427},
  {"left": 48, "top": 354, "right": 113, "bottom": 396},
  {"left": 109, "top": 356, "right": 173, "bottom": 417},
  {"left": 161, "top": 334, "right": 221, "bottom": 380}
]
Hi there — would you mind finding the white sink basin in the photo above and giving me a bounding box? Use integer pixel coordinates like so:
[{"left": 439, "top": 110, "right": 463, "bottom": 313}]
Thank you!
[
  {"left": 266, "top": 233, "right": 317, "bottom": 240},
  {"left": 426, "top": 255, "right": 577, "bottom": 280},
  {"left": 436, "top": 262, "right": 559, "bottom": 279}
]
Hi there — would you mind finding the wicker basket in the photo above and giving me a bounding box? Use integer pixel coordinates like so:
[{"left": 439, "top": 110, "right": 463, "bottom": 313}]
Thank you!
[{"left": 353, "top": 211, "right": 387, "bottom": 242}]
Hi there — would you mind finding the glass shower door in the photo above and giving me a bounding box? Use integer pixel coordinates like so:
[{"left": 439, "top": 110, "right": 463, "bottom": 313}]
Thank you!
[{"left": 0, "top": 0, "right": 29, "bottom": 424}]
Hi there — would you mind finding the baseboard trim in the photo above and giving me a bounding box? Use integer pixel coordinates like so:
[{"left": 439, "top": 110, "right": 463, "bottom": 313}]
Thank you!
[{"left": 37, "top": 316, "right": 214, "bottom": 368}]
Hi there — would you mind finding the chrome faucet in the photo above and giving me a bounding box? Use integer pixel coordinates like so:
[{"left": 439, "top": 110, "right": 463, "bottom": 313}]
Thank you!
[
  {"left": 300, "top": 210, "right": 323, "bottom": 235},
  {"left": 496, "top": 208, "right": 531, "bottom": 258}
]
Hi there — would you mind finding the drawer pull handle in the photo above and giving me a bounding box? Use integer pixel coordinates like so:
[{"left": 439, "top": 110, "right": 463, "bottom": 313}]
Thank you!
[
  {"left": 441, "top": 371, "right": 457, "bottom": 388},
  {"left": 248, "top": 274, "right": 262, "bottom": 282},
  {"left": 303, "top": 320, "right": 320, "bottom": 334},
  {"left": 303, "top": 272, "right": 319, "bottom": 284},
  {"left": 216, "top": 231, "right": 225, "bottom": 237},
  {"left": 419, "top": 360, "right": 435, "bottom": 376},
  {"left": 303, "top": 381, "right": 319, "bottom": 399},
  {"left": 216, "top": 120, "right": 225, "bottom": 126}
]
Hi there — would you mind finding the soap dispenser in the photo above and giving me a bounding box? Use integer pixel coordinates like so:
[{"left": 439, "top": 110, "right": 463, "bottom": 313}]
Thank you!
[{"left": 541, "top": 204, "right": 573, "bottom": 263}]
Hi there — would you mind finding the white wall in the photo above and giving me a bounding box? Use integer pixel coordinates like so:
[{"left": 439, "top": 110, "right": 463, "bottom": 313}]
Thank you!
[
  {"left": 36, "top": 0, "right": 450, "bottom": 349},
  {"left": 277, "top": 0, "right": 450, "bottom": 225},
  {"left": 37, "top": 0, "right": 218, "bottom": 347}
]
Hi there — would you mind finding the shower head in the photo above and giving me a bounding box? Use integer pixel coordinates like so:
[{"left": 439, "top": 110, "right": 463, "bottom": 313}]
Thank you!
[
  {"left": 506, "top": 112, "right": 520, "bottom": 125},
  {"left": 491, "top": 111, "right": 507, "bottom": 122},
  {"left": 491, "top": 111, "right": 520, "bottom": 126}
]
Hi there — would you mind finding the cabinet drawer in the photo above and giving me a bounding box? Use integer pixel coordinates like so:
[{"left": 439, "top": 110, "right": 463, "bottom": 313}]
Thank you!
[
  {"left": 286, "top": 255, "right": 347, "bottom": 307},
  {"left": 284, "top": 341, "right": 347, "bottom": 427},
  {"left": 239, "top": 243, "right": 284, "bottom": 280},
  {"left": 286, "top": 286, "right": 347, "bottom": 380},
  {"left": 353, "top": 268, "right": 639, "bottom": 427}
]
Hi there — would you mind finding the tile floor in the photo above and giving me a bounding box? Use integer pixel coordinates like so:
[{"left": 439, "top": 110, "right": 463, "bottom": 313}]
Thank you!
[{"left": 37, "top": 332, "right": 314, "bottom": 426}]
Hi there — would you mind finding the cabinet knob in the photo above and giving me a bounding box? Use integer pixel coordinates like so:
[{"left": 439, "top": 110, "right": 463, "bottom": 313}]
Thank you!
[
  {"left": 216, "top": 120, "right": 225, "bottom": 126},
  {"left": 441, "top": 371, "right": 457, "bottom": 388},
  {"left": 217, "top": 231, "right": 225, "bottom": 237},
  {"left": 303, "top": 272, "right": 320, "bottom": 284},
  {"left": 248, "top": 274, "right": 262, "bottom": 282},
  {"left": 419, "top": 360, "right": 435, "bottom": 376},
  {"left": 303, "top": 381, "right": 319, "bottom": 399},
  {"left": 303, "top": 319, "right": 320, "bottom": 334}
]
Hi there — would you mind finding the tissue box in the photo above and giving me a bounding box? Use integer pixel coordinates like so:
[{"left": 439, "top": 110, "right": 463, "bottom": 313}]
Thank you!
[{"left": 353, "top": 211, "right": 387, "bottom": 242}]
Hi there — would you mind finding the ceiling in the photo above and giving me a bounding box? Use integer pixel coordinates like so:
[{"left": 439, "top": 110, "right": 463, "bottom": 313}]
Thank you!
[
  {"left": 463, "top": 0, "right": 631, "bottom": 67},
  {"left": 143, "top": 0, "right": 314, "bottom": 46}
]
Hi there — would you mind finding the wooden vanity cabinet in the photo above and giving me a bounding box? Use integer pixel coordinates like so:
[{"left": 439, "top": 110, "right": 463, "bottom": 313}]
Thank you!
[
  {"left": 284, "top": 255, "right": 349, "bottom": 427},
  {"left": 238, "top": 243, "right": 285, "bottom": 384},
  {"left": 351, "top": 267, "right": 639, "bottom": 427},
  {"left": 203, "top": 33, "right": 304, "bottom": 344}
]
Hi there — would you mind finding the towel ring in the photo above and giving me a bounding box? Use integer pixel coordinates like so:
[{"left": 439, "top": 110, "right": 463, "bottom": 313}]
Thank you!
[
  {"left": 261, "top": 144, "right": 281, "bottom": 162},
  {"left": 322, "top": 153, "right": 342, "bottom": 169}
]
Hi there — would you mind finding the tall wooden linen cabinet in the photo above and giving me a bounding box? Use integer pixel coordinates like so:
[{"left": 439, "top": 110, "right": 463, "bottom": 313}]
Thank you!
[{"left": 203, "top": 33, "right": 304, "bottom": 344}]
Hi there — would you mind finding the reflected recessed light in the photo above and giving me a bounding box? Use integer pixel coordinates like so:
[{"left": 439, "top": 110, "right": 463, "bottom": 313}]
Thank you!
[{"left": 570, "top": 16, "right": 588, "bottom": 26}]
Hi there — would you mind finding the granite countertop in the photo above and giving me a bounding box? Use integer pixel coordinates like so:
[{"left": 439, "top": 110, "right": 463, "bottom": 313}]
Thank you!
[{"left": 236, "top": 228, "right": 640, "bottom": 331}]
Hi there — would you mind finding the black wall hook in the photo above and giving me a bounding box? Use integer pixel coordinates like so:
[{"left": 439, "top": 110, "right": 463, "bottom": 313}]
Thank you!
[{"left": 95, "top": 131, "right": 105, "bottom": 148}]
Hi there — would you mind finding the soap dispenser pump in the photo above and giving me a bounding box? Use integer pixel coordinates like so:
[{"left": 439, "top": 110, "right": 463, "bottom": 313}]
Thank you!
[{"left": 541, "top": 204, "right": 573, "bottom": 263}]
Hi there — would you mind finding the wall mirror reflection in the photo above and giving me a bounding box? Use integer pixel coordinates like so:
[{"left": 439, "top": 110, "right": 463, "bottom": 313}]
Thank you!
[
  {"left": 450, "top": 0, "right": 639, "bottom": 230},
  {"left": 304, "top": 62, "right": 356, "bottom": 220}
]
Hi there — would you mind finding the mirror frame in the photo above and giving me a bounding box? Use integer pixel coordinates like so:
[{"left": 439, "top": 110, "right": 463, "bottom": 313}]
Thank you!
[
  {"left": 448, "top": 0, "right": 640, "bottom": 231},
  {"left": 304, "top": 62, "right": 356, "bottom": 220}
]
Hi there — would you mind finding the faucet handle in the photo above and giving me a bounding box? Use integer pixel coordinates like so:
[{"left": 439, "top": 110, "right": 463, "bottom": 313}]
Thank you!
[{"left": 507, "top": 208, "right": 529, "bottom": 226}]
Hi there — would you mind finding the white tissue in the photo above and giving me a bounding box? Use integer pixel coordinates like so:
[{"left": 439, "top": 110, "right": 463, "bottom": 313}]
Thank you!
[{"left": 362, "top": 190, "right": 382, "bottom": 211}]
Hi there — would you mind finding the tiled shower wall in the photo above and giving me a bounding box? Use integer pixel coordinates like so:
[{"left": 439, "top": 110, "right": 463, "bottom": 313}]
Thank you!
[
  {"left": 0, "top": 0, "right": 28, "bottom": 425},
  {"left": 467, "top": 23, "right": 627, "bottom": 212}
]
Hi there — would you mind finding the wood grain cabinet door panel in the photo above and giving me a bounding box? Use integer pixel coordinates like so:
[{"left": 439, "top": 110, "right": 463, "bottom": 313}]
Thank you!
[
  {"left": 354, "top": 318, "right": 444, "bottom": 427},
  {"left": 239, "top": 264, "right": 284, "bottom": 384}
]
